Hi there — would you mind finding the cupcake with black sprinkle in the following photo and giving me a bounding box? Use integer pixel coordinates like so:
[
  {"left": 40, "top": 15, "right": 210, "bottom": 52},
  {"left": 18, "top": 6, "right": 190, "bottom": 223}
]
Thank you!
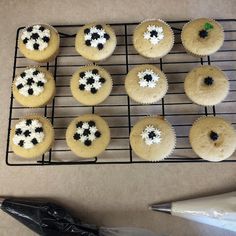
[
  {"left": 66, "top": 114, "right": 110, "bottom": 158},
  {"left": 10, "top": 114, "right": 54, "bottom": 158},
  {"left": 75, "top": 23, "right": 117, "bottom": 61},
  {"left": 12, "top": 66, "right": 55, "bottom": 107},
  {"left": 19, "top": 24, "right": 60, "bottom": 62},
  {"left": 70, "top": 65, "right": 113, "bottom": 105}
]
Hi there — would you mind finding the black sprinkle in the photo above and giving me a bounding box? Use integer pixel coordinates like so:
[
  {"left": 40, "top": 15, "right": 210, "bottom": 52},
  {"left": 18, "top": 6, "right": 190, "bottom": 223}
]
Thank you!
[
  {"left": 15, "top": 128, "right": 22, "bottom": 135},
  {"left": 27, "top": 26, "right": 33, "bottom": 32},
  {"left": 92, "top": 69, "right": 98, "bottom": 74},
  {"left": 91, "top": 88, "right": 97, "bottom": 94},
  {"left": 150, "top": 30, "right": 158, "bottom": 37},
  {"left": 35, "top": 127, "right": 43, "bottom": 133},
  {"left": 99, "top": 77, "right": 106, "bottom": 83},
  {"left": 27, "top": 78, "right": 35, "bottom": 86},
  {"left": 96, "top": 25, "right": 103, "bottom": 30},
  {"left": 144, "top": 74, "right": 153, "bottom": 82},
  {"left": 95, "top": 131, "right": 101, "bottom": 138},
  {"left": 42, "top": 36, "right": 50, "bottom": 42},
  {"left": 76, "top": 121, "right": 83, "bottom": 128},
  {"left": 73, "top": 133, "right": 81, "bottom": 140},
  {"left": 31, "top": 33, "right": 39, "bottom": 40},
  {"left": 204, "top": 76, "right": 214, "bottom": 86},
  {"left": 84, "top": 28, "right": 90, "bottom": 34},
  {"left": 104, "top": 33, "right": 110, "bottom": 40},
  {"left": 28, "top": 88, "right": 34, "bottom": 95},
  {"left": 148, "top": 131, "right": 156, "bottom": 139},
  {"left": 33, "top": 43, "right": 39, "bottom": 50},
  {"left": 79, "top": 84, "right": 85, "bottom": 91},
  {"left": 33, "top": 70, "right": 39, "bottom": 75},
  {"left": 23, "top": 38, "right": 28, "bottom": 44},
  {"left": 26, "top": 119, "right": 32, "bottom": 126},
  {"left": 18, "top": 140, "right": 24, "bottom": 147},
  {"left": 20, "top": 72, "right": 26, "bottom": 78},
  {"left": 39, "top": 26, "right": 45, "bottom": 31},
  {"left": 97, "top": 43, "right": 104, "bottom": 50},
  {"left": 199, "top": 29, "right": 208, "bottom": 38},
  {"left": 83, "top": 129, "right": 91, "bottom": 136},
  {"left": 79, "top": 72, "right": 85, "bottom": 78},
  {"left": 87, "top": 77, "right": 95, "bottom": 85},
  {"left": 210, "top": 131, "right": 219, "bottom": 141},
  {"left": 88, "top": 121, "right": 95, "bottom": 127},
  {"left": 31, "top": 138, "right": 38, "bottom": 145},
  {"left": 23, "top": 130, "right": 31, "bottom": 137},
  {"left": 37, "top": 81, "right": 44, "bottom": 87},
  {"left": 17, "top": 84, "right": 24, "bottom": 90},
  {"left": 85, "top": 40, "right": 91, "bottom": 46},
  {"left": 84, "top": 139, "right": 92, "bottom": 146},
  {"left": 91, "top": 32, "right": 100, "bottom": 40}
]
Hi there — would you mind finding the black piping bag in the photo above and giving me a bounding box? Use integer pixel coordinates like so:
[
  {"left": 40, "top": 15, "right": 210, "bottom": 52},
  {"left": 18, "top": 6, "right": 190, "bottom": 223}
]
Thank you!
[{"left": 0, "top": 198, "right": 158, "bottom": 236}]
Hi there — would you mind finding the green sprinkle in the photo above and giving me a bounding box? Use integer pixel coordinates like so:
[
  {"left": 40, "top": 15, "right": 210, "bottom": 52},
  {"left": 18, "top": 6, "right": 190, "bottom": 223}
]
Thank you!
[{"left": 204, "top": 22, "right": 214, "bottom": 31}]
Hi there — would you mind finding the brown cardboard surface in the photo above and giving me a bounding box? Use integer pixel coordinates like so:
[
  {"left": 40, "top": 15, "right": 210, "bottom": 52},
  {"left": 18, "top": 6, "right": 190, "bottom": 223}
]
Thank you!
[{"left": 0, "top": 0, "right": 236, "bottom": 235}]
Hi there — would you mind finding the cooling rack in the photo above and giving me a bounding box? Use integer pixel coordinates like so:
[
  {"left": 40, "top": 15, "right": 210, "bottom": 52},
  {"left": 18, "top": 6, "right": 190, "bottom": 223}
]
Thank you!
[{"left": 5, "top": 19, "right": 236, "bottom": 166}]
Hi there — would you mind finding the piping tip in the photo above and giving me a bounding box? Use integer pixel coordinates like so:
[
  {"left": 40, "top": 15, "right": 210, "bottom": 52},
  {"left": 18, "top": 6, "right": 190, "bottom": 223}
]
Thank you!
[
  {"left": 149, "top": 202, "right": 172, "bottom": 214},
  {"left": 0, "top": 198, "right": 5, "bottom": 208}
]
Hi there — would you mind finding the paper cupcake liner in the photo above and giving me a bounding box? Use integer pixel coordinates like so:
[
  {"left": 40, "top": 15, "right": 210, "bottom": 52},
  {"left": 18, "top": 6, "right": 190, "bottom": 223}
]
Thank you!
[
  {"left": 12, "top": 66, "right": 56, "bottom": 108},
  {"left": 10, "top": 114, "right": 55, "bottom": 158},
  {"left": 133, "top": 19, "right": 175, "bottom": 59},
  {"left": 181, "top": 18, "right": 224, "bottom": 57}
]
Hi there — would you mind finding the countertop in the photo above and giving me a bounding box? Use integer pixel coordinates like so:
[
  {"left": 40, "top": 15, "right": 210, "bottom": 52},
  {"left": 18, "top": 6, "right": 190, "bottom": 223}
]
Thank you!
[{"left": 0, "top": 0, "right": 236, "bottom": 235}]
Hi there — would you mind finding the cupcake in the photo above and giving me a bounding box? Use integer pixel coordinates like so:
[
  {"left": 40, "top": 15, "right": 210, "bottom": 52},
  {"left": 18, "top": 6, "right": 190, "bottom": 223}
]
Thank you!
[
  {"left": 125, "top": 64, "right": 168, "bottom": 104},
  {"left": 190, "top": 116, "right": 236, "bottom": 162},
  {"left": 184, "top": 65, "right": 229, "bottom": 106},
  {"left": 10, "top": 115, "right": 54, "bottom": 158},
  {"left": 75, "top": 23, "right": 117, "bottom": 61},
  {"left": 133, "top": 20, "right": 174, "bottom": 58},
  {"left": 12, "top": 66, "right": 56, "bottom": 107},
  {"left": 66, "top": 114, "right": 110, "bottom": 158},
  {"left": 181, "top": 18, "right": 224, "bottom": 57},
  {"left": 130, "top": 116, "right": 176, "bottom": 161},
  {"left": 70, "top": 65, "right": 112, "bottom": 105},
  {"left": 19, "top": 24, "right": 60, "bottom": 62}
]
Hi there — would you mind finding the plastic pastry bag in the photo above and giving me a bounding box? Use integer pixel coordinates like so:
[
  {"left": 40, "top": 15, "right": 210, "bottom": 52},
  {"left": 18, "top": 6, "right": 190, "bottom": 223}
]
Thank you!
[{"left": 1, "top": 198, "right": 159, "bottom": 236}]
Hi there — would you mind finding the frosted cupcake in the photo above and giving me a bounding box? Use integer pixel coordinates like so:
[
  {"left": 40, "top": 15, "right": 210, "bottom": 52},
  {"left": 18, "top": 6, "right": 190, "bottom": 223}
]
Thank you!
[
  {"left": 130, "top": 116, "right": 176, "bottom": 161},
  {"left": 12, "top": 66, "right": 55, "bottom": 107},
  {"left": 75, "top": 23, "right": 117, "bottom": 61},
  {"left": 190, "top": 116, "right": 236, "bottom": 162},
  {"left": 133, "top": 20, "right": 174, "bottom": 58},
  {"left": 125, "top": 64, "right": 168, "bottom": 104},
  {"left": 19, "top": 24, "right": 60, "bottom": 62},
  {"left": 181, "top": 18, "right": 224, "bottom": 57}
]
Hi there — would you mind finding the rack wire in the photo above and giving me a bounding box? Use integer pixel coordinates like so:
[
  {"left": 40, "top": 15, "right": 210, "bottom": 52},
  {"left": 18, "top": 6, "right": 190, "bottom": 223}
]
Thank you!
[{"left": 5, "top": 19, "right": 236, "bottom": 166}]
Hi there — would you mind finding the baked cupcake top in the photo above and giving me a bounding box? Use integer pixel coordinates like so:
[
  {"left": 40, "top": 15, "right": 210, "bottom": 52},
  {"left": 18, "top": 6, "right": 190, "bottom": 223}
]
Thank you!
[
  {"left": 71, "top": 65, "right": 112, "bottom": 105},
  {"left": 66, "top": 114, "right": 110, "bottom": 158},
  {"left": 125, "top": 64, "right": 168, "bottom": 104},
  {"left": 10, "top": 115, "right": 54, "bottom": 158},
  {"left": 181, "top": 18, "right": 224, "bottom": 56},
  {"left": 130, "top": 117, "right": 176, "bottom": 161},
  {"left": 184, "top": 65, "right": 229, "bottom": 106},
  {"left": 190, "top": 116, "right": 236, "bottom": 162},
  {"left": 75, "top": 23, "right": 117, "bottom": 61},
  {"left": 133, "top": 20, "right": 174, "bottom": 58},
  {"left": 12, "top": 67, "right": 55, "bottom": 107}
]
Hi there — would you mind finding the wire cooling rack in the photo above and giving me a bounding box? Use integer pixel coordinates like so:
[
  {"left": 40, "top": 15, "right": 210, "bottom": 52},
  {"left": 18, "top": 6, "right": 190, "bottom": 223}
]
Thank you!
[{"left": 5, "top": 19, "right": 236, "bottom": 166}]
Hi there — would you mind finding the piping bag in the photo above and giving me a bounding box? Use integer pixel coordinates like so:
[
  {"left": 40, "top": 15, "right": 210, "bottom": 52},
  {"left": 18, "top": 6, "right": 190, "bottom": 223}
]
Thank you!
[
  {"left": 0, "top": 198, "right": 158, "bottom": 236},
  {"left": 150, "top": 191, "right": 236, "bottom": 232}
]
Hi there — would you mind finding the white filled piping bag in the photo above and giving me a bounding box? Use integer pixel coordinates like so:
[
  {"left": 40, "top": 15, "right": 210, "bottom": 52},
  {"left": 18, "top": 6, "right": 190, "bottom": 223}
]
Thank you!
[{"left": 150, "top": 191, "right": 236, "bottom": 232}]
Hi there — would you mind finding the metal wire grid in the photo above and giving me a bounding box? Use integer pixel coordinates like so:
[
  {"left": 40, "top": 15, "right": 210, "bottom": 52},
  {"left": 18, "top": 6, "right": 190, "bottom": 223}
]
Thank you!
[{"left": 5, "top": 19, "right": 236, "bottom": 166}]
